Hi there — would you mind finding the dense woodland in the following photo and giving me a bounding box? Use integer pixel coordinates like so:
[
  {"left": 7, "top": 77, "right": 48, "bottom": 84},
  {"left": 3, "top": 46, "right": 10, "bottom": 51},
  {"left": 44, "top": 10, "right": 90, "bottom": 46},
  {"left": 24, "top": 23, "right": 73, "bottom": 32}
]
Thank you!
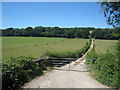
[{"left": 1, "top": 26, "right": 120, "bottom": 39}]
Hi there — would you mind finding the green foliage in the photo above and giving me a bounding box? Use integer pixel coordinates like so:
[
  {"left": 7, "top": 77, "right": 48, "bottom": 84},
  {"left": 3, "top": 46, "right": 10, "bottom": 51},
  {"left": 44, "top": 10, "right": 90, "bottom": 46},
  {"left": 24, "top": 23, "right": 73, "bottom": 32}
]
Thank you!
[
  {"left": 93, "top": 53, "right": 119, "bottom": 88},
  {"left": 37, "top": 59, "right": 53, "bottom": 70},
  {"left": 2, "top": 26, "right": 119, "bottom": 40},
  {"left": 2, "top": 26, "right": 91, "bottom": 38},
  {"left": 99, "top": 2, "right": 120, "bottom": 28},
  {"left": 99, "top": 2, "right": 120, "bottom": 87},
  {"left": 2, "top": 56, "right": 43, "bottom": 89},
  {"left": 87, "top": 48, "right": 119, "bottom": 88},
  {"left": 45, "top": 51, "right": 70, "bottom": 58},
  {"left": 117, "top": 39, "right": 120, "bottom": 87},
  {"left": 86, "top": 48, "right": 98, "bottom": 66},
  {"left": 45, "top": 49, "right": 84, "bottom": 58},
  {"left": 117, "top": 39, "right": 120, "bottom": 60},
  {"left": 86, "top": 41, "right": 119, "bottom": 88},
  {"left": 91, "top": 28, "right": 119, "bottom": 39}
]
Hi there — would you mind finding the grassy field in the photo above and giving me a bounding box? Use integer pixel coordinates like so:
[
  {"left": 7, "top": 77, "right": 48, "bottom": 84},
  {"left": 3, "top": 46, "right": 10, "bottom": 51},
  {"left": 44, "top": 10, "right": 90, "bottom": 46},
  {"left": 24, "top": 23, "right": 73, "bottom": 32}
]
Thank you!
[
  {"left": 2, "top": 37, "right": 89, "bottom": 59},
  {"left": 95, "top": 39, "right": 117, "bottom": 54}
]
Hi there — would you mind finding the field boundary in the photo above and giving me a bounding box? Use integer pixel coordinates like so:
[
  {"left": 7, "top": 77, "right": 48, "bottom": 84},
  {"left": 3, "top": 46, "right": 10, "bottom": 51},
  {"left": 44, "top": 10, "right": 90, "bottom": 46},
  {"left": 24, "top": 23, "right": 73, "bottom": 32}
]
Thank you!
[{"left": 49, "top": 39, "right": 94, "bottom": 71}]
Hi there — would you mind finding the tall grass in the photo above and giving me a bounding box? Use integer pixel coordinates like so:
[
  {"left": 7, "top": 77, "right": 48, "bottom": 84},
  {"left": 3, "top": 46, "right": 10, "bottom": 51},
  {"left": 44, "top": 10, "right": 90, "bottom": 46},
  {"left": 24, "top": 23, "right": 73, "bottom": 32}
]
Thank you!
[
  {"left": 44, "top": 40, "right": 92, "bottom": 58},
  {"left": 95, "top": 39, "right": 117, "bottom": 54}
]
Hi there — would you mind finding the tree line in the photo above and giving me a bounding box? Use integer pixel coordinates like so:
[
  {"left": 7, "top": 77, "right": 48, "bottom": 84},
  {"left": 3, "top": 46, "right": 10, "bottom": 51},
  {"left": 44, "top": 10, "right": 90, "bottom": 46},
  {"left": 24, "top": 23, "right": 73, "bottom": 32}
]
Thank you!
[
  {"left": 2, "top": 26, "right": 119, "bottom": 39},
  {"left": 91, "top": 28, "right": 120, "bottom": 40}
]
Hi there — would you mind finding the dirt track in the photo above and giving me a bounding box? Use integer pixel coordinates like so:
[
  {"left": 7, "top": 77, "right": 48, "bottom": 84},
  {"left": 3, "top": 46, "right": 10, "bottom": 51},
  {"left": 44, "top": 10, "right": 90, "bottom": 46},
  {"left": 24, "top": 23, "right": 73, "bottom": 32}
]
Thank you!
[{"left": 23, "top": 39, "right": 109, "bottom": 88}]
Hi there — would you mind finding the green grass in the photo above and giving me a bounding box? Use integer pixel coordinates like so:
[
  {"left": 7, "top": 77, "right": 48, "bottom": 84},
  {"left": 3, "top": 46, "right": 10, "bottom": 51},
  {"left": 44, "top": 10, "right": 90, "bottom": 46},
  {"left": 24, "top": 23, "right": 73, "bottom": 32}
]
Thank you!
[
  {"left": 2, "top": 37, "right": 65, "bottom": 48},
  {"left": 45, "top": 40, "right": 91, "bottom": 58},
  {"left": 95, "top": 39, "right": 117, "bottom": 54},
  {"left": 2, "top": 37, "right": 89, "bottom": 59}
]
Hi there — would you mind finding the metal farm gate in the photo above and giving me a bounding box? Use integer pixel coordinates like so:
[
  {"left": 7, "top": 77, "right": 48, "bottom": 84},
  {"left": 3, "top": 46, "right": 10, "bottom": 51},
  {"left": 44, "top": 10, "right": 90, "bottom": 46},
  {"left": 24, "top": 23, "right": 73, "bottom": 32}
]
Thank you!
[{"left": 35, "top": 58, "right": 95, "bottom": 72}]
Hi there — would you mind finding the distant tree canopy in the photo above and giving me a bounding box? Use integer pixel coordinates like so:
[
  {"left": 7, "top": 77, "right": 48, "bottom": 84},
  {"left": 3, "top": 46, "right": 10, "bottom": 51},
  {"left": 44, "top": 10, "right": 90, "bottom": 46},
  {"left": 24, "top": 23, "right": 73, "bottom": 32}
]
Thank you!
[
  {"left": 91, "top": 28, "right": 119, "bottom": 39},
  {"left": 2, "top": 26, "right": 92, "bottom": 38},
  {"left": 1, "top": 26, "right": 119, "bottom": 39}
]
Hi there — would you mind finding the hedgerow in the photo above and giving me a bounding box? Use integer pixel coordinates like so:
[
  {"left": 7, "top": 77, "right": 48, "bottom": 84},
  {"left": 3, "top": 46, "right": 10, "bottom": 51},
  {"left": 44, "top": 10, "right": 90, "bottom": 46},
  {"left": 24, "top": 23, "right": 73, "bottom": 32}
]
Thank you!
[
  {"left": 93, "top": 53, "right": 119, "bottom": 88},
  {"left": 2, "top": 56, "right": 43, "bottom": 89}
]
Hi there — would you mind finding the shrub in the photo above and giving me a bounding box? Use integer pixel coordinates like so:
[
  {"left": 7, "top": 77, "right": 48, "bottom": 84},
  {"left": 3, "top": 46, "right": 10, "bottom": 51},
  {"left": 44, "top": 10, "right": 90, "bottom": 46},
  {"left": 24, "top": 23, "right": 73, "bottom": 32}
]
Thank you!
[
  {"left": 87, "top": 49, "right": 119, "bottom": 88},
  {"left": 38, "top": 58, "right": 53, "bottom": 70},
  {"left": 93, "top": 53, "right": 119, "bottom": 88},
  {"left": 45, "top": 51, "right": 70, "bottom": 58},
  {"left": 85, "top": 48, "right": 97, "bottom": 70},
  {"left": 2, "top": 56, "right": 43, "bottom": 89},
  {"left": 86, "top": 48, "right": 98, "bottom": 62}
]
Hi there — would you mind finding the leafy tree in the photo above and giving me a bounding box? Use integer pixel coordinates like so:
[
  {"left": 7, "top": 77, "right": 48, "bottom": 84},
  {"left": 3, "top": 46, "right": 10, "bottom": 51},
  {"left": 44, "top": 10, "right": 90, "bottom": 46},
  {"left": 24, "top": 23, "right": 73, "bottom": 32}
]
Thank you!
[
  {"left": 99, "top": 1, "right": 120, "bottom": 52},
  {"left": 99, "top": 1, "right": 120, "bottom": 28},
  {"left": 80, "top": 29, "right": 90, "bottom": 38},
  {"left": 91, "top": 28, "right": 119, "bottom": 39},
  {"left": 25, "top": 27, "right": 33, "bottom": 36},
  {"left": 2, "top": 26, "right": 117, "bottom": 39}
]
